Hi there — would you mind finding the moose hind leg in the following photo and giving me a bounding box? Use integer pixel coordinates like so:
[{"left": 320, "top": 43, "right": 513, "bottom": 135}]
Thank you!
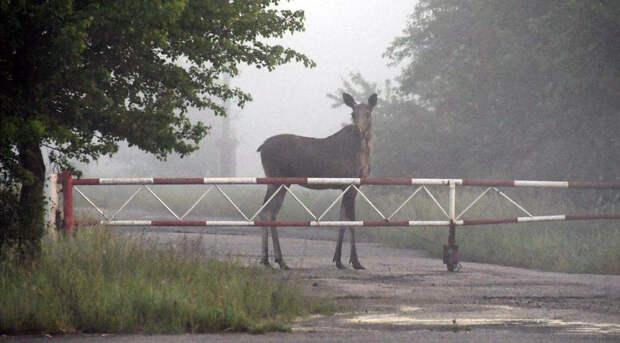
[
  {"left": 271, "top": 227, "right": 289, "bottom": 270},
  {"left": 261, "top": 227, "right": 270, "bottom": 267},
  {"left": 259, "top": 185, "right": 280, "bottom": 267},
  {"left": 270, "top": 185, "right": 289, "bottom": 269},
  {"left": 333, "top": 197, "right": 347, "bottom": 269}
]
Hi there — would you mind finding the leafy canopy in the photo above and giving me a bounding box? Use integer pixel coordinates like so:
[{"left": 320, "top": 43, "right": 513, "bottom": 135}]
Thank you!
[
  {"left": 377, "top": 0, "right": 619, "bottom": 179},
  {"left": 0, "top": 0, "right": 314, "bottom": 179}
]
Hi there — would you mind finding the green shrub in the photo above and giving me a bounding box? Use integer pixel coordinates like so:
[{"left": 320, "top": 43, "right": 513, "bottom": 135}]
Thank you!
[{"left": 0, "top": 227, "right": 315, "bottom": 334}]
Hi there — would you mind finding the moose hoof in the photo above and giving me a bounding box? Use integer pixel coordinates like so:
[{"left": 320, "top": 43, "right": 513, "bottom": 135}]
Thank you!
[
  {"left": 276, "top": 260, "right": 290, "bottom": 270},
  {"left": 352, "top": 262, "right": 365, "bottom": 270},
  {"left": 261, "top": 259, "right": 272, "bottom": 268},
  {"left": 335, "top": 261, "right": 347, "bottom": 270}
]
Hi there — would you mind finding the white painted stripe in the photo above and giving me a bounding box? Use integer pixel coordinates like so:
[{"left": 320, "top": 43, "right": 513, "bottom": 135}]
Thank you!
[
  {"left": 203, "top": 178, "right": 257, "bottom": 184},
  {"left": 514, "top": 180, "right": 569, "bottom": 188},
  {"left": 99, "top": 178, "right": 153, "bottom": 185},
  {"left": 411, "top": 179, "right": 458, "bottom": 185},
  {"left": 307, "top": 178, "right": 360, "bottom": 185},
  {"left": 105, "top": 220, "right": 152, "bottom": 226},
  {"left": 408, "top": 220, "right": 452, "bottom": 226},
  {"left": 517, "top": 215, "right": 566, "bottom": 222},
  {"left": 206, "top": 221, "right": 255, "bottom": 226},
  {"left": 310, "top": 221, "right": 364, "bottom": 226}
]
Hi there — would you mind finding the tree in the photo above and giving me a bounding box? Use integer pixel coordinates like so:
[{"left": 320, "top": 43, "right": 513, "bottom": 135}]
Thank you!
[
  {"left": 382, "top": 0, "right": 619, "bottom": 180},
  {"left": 0, "top": 0, "right": 313, "bottom": 258}
]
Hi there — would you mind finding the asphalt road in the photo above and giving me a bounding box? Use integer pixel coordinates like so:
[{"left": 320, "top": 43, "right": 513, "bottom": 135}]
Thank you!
[{"left": 3, "top": 226, "right": 620, "bottom": 342}]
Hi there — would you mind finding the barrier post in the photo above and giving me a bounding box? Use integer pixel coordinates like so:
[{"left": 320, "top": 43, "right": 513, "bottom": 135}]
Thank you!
[
  {"left": 444, "top": 181, "right": 459, "bottom": 271},
  {"left": 60, "top": 170, "right": 74, "bottom": 236},
  {"left": 46, "top": 173, "right": 59, "bottom": 240}
]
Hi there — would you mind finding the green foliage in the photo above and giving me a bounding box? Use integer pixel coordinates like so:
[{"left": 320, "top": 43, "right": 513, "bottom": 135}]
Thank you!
[
  {"left": 344, "top": 0, "right": 620, "bottom": 181},
  {"left": 1, "top": 0, "right": 313, "bottom": 170},
  {"left": 0, "top": 227, "right": 320, "bottom": 334},
  {"left": 0, "top": 0, "right": 313, "bottom": 257}
]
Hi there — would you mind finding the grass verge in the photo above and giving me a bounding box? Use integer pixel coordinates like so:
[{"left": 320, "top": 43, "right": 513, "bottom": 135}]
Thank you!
[
  {"left": 357, "top": 187, "right": 620, "bottom": 275},
  {"left": 363, "top": 221, "right": 620, "bottom": 274},
  {"left": 0, "top": 227, "right": 331, "bottom": 335}
]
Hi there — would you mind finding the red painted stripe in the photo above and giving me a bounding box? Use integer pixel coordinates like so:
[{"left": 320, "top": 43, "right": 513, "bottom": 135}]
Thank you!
[
  {"left": 462, "top": 179, "right": 515, "bottom": 187},
  {"left": 363, "top": 221, "right": 409, "bottom": 226},
  {"left": 568, "top": 182, "right": 620, "bottom": 189},
  {"left": 360, "top": 178, "right": 411, "bottom": 185},
  {"left": 74, "top": 221, "right": 100, "bottom": 227},
  {"left": 565, "top": 214, "right": 620, "bottom": 220},
  {"left": 254, "top": 221, "right": 311, "bottom": 227},
  {"left": 153, "top": 178, "right": 204, "bottom": 184},
  {"left": 462, "top": 218, "right": 518, "bottom": 226},
  {"left": 151, "top": 220, "right": 206, "bottom": 226},
  {"left": 256, "top": 177, "right": 308, "bottom": 185},
  {"left": 73, "top": 178, "right": 101, "bottom": 185}
]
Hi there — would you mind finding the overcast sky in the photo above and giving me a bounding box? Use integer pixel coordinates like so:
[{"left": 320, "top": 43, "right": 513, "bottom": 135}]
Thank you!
[{"left": 233, "top": 0, "right": 415, "bottom": 174}]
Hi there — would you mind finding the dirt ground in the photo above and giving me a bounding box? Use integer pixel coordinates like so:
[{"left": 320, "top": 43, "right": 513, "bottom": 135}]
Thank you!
[{"left": 4, "top": 226, "right": 620, "bottom": 342}]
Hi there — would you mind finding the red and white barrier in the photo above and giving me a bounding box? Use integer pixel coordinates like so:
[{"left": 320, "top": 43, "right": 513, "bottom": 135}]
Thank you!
[
  {"left": 95, "top": 215, "right": 620, "bottom": 228},
  {"left": 71, "top": 176, "right": 620, "bottom": 189},
  {"left": 53, "top": 173, "right": 619, "bottom": 272},
  {"left": 56, "top": 173, "right": 620, "bottom": 236}
]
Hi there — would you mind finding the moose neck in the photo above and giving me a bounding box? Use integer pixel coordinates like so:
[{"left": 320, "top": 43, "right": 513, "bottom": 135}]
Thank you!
[{"left": 357, "top": 123, "right": 373, "bottom": 178}]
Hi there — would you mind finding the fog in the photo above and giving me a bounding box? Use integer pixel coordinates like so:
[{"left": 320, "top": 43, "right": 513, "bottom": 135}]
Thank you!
[
  {"left": 234, "top": 0, "right": 413, "bottom": 175},
  {"left": 80, "top": 0, "right": 414, "bottom": 177}
]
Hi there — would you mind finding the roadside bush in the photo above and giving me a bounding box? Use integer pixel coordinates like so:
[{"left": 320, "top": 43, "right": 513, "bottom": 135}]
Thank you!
[{"left": 0, "top": 227, "right": 319, "bottom": 334}]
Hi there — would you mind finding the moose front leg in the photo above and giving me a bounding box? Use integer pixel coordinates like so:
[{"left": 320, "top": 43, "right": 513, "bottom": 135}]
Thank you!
[
  {"left": 333, "top": 228, "right": 347, "bottom": 269},
  {"left": 344, "top": 189, "right": 364, "bottom": 270},
  {"left": 333, "top": 204, "right": 347, "bottom": 269}
]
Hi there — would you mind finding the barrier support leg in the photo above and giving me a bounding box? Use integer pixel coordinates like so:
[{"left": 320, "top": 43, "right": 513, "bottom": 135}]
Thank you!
[
  {"left": 443, "top": 181, "right": 459, "bottom": 271},
  {"left": 60, "top": 170, "right": 74, "bottom": 236},
  {"left": 443, "top": 221, "right": 459, "bottom": 272}
]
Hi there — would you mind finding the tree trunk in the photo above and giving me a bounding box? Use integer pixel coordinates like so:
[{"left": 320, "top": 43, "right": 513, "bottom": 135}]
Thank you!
[{"left": 16, "top": 140, "right": 46, "bottom": 260}]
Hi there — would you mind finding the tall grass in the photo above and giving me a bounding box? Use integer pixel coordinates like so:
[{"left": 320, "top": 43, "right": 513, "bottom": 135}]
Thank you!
[
  {"left": 363, "top": 222, "right": 620, "bottom": 274},
  {"left": 0, "top": 227, "right": 327, "bottom": 335}
]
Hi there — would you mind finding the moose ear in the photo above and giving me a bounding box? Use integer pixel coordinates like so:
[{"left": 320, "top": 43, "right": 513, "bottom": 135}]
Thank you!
[
  {"left": 343, "top": 93, "right": 356, "bottom": 109},
  {"left": 368, "top": 93, "right": 377, "bottom": 109}
]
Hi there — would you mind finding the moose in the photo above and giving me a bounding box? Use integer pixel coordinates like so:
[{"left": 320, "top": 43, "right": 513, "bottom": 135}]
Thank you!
[{"left": 257, "top": 93, "right": 377, "bottom": 269}]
